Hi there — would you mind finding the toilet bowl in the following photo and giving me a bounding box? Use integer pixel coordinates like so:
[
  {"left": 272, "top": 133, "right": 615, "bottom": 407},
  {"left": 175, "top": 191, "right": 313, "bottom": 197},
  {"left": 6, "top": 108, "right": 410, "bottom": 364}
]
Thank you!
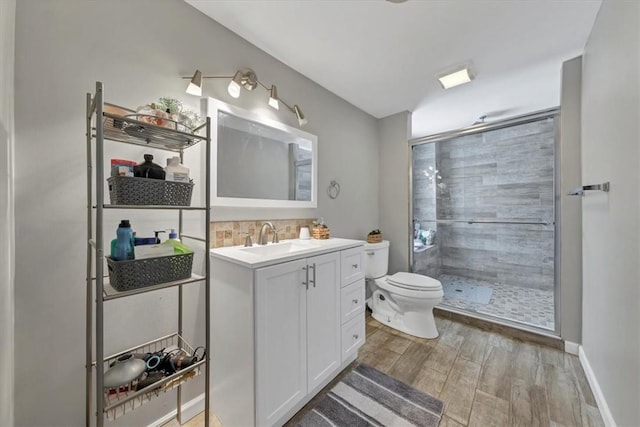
[{"left": 364, "top": 241, "right": 443, "bottom": 339}]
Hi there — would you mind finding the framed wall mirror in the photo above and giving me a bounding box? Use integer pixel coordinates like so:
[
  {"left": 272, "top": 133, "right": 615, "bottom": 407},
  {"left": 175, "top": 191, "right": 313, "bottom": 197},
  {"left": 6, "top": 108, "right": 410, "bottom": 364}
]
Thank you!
[{"left": 203, "top": 97, "right": 318, "bottom": 208}]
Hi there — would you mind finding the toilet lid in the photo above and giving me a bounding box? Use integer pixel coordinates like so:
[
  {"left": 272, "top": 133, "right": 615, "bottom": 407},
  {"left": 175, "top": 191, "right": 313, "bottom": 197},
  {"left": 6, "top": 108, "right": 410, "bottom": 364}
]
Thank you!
[{"left": 386, "top": 272, "right": 442, "bottom": 290}]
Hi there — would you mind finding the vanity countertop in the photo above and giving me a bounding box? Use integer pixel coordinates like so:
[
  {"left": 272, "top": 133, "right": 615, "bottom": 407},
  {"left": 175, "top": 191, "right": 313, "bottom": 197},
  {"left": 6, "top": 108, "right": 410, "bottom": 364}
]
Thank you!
[{"left": 210, "top": 238, "right": 364, "bottom": 269}]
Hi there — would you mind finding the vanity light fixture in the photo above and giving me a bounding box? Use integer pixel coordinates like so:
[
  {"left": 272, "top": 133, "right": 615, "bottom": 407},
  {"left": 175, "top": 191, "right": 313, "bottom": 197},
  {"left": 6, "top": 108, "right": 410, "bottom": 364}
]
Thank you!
[
  {"left": 183, "top": 68, "right": 307, "bottom": 126},
  {"left": 437, "top": 67, "right": 475, "bottom": 89}
]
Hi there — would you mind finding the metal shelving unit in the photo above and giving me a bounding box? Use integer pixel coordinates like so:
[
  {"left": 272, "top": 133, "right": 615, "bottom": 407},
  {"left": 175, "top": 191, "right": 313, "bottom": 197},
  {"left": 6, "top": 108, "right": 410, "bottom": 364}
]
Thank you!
[{"left": 85, "top": 82, "right": 211, "bottom": 427}]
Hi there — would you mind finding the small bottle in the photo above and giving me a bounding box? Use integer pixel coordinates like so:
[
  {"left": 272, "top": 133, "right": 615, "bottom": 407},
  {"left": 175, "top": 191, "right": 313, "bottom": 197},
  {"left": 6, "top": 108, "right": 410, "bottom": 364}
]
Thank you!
[
  {"left": 161, "top": 229, "right": 192, "bottom": 254},
  {"left": 134, "top": 154, "right": 166, "bottom": 180},
  {"left": 165, "top": 157, "right": 190, "bottom": 182},
  {"left": 114, "top": 220, "right": 134, "bottom": 261}
]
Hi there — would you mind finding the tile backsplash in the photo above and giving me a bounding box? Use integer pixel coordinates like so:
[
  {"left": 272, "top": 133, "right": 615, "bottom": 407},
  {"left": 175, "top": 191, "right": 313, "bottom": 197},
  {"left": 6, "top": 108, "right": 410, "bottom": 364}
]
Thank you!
[{"left": 210, "top": 219, "right": 315, "bottom": 248}]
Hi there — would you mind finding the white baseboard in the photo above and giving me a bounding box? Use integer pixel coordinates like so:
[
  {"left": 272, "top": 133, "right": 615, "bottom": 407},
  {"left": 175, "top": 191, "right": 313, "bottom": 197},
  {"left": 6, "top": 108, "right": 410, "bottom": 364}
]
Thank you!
[
  {"left": 564, "top": 340, "right": 580, "bottom": 355},
  {"left": 149, "top": 392, "right": 206, "bottom": 427},
  {"left": 578, "top": 346, "right": 616, "bottom": 427}
]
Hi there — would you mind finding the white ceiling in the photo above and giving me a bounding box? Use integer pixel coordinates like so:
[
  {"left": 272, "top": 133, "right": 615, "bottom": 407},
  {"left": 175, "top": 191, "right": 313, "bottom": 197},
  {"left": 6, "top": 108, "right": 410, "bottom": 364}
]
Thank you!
[{"left": 186, "top": 0, "right": 601, "bottom": 136}]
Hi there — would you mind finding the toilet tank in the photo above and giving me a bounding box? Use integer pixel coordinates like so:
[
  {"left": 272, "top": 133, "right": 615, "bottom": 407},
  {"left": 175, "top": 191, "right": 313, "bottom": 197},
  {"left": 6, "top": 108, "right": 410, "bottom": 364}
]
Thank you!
[{"left": 364, "top": 240, "right": 390, "bottom": 279}]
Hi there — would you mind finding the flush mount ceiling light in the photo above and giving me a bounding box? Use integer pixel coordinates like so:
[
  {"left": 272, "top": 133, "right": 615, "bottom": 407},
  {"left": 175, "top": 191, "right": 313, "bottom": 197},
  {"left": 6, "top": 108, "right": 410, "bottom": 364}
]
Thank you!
[
  {"left": 437, "top": 67, "right": 475, "bottom": 89},
  {"left": 183, "top": 68, "right": 307, "bottom": 126}
]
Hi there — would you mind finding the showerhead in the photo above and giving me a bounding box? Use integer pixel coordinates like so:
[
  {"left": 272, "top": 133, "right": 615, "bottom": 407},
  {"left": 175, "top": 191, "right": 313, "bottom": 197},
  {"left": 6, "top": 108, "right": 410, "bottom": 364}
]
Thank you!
[
  {"left": 473, "top": 115, "right": 488, "bottom": 125},
  {"left": 472, "top": 108, "right": 517, "bottom": 125}
]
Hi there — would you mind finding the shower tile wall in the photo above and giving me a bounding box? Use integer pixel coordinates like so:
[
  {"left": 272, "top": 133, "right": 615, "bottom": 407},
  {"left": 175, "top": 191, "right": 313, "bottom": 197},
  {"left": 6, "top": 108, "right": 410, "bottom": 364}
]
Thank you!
[{"left": 413, "top": 118, "right": 555, "bottom": 292}]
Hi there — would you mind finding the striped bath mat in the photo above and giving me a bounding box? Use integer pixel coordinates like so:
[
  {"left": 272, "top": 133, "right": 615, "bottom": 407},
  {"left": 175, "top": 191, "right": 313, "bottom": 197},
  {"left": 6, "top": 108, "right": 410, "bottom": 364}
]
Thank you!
[{"left": 297, "top": 364, "right": 444, "bottom": 427}]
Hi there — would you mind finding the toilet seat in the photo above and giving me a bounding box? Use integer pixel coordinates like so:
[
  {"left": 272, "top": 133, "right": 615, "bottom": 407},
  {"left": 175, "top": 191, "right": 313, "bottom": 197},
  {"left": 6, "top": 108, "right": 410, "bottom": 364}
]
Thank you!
[{"left": 386, "top": 272, "right": 442, "bottom": 291}]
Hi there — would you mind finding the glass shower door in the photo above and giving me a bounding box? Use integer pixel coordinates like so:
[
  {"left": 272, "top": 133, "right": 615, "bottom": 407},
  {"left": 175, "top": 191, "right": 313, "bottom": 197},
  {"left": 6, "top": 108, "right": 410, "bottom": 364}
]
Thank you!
[{"left": 411, "top": 116, "right": 557, "bottom": 332}]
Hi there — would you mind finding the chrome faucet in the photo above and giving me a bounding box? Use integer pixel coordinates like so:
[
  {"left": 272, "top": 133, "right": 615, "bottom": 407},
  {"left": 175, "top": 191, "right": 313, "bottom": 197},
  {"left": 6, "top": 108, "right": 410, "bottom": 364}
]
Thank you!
[{"left": 258, "top": 222, "right": 275, "bottom": 245}]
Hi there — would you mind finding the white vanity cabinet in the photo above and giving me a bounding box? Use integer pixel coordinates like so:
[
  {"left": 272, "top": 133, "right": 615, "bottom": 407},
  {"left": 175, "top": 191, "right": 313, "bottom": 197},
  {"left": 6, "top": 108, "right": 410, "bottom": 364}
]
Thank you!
[{"left": 210, "top": 239, "right": 364, "bottom": 427}]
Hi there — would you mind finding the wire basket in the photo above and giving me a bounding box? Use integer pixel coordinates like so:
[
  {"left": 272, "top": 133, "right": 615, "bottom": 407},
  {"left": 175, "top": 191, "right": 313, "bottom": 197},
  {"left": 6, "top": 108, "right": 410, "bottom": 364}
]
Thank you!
[
  {"left": 107, "top": 176, "right": 193, "bottom": 206},
  {"left": 107, "top": 253, "right": 193, "bottom": 292},
  {"left": 102, "top": 333, "right": 204, "bottom": 420}
]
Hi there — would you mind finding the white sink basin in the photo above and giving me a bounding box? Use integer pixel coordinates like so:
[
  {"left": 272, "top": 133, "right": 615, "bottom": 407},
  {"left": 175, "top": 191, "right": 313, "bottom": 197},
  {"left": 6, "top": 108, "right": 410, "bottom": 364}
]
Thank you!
[
  {"left": 240, "top": 241, "right": 318, "bottom": 257},
  {"left": 210, "top": 238, "right": 364, "bottom": 268}
]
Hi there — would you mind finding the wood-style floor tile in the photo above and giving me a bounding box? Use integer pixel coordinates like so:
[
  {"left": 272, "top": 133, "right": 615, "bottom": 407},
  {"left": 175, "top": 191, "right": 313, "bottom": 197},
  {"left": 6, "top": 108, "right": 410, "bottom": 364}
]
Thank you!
[
  {"left": 426, "top": 341, "right": 459, "bottom": 375},
  {"left": 440, "top": 415, "right": 467, "bottom": 427},
  {"left": 439, "top": 357, "right": 483, "bottom": 425},
  {"left": 510, "top": 378, "right": 551, "bottom": 427},
  {"left": 411, "top": 365, "right": 449, "bottom": 398},
  {"left": 468, "top": 389, "right": 510, "bottom": 427},
  {"left": 458, "top": 326, "right": 489, "bottom": 364},
  {"left": 569, "top": 355, "right": 598, "bottom": 407},
  {"left": 478, "top": 346, "right": 512, "bottom": 400},
  {"left": 387, "top": 341, "right": 434, "bottom": 383},
  {"left": 544, "top": 363, "right": 584, "bottom": 426}
]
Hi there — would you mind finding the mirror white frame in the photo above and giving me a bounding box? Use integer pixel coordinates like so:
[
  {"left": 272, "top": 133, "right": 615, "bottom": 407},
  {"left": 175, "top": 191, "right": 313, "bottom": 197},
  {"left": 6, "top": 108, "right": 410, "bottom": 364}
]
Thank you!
[{"left": 202, "top": 97, "right": 318, "bottom": 208}]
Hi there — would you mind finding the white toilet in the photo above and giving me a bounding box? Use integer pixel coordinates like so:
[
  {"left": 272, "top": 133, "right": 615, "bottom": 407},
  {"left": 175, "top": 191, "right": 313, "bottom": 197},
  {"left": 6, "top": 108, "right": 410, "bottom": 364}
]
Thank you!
[{"left": 364, "top": 240, "right": 443, "bottom": 339}]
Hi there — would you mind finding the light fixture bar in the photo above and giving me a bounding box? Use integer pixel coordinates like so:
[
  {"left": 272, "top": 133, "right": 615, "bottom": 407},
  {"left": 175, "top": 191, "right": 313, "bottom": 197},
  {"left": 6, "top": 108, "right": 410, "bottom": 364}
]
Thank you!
[
  {"left": 183, "top": 68, "right": 308, "bottom": 126},
  {"left": 437, "top": 67, "right": 474, "bottom": 89}
]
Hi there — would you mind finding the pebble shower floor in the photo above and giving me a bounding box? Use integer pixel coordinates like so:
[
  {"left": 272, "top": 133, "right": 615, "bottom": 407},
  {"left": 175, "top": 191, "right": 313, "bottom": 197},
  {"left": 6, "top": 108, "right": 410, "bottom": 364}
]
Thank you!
[{"left": 437, "top": 274, "right": 555, "bottom": 331}]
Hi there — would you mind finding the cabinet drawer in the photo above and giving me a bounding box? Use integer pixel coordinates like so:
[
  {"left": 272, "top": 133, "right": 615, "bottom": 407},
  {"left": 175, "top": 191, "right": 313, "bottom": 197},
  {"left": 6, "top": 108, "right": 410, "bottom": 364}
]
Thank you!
[
  {"left": 341, "top": 315, "right": 365, "bottom": 362},
  {"left": 341, "top": 279, "right": 365, "bottom": 325},
  {"left": 341, "top": 246, "right": 364, "bottom": 287}
]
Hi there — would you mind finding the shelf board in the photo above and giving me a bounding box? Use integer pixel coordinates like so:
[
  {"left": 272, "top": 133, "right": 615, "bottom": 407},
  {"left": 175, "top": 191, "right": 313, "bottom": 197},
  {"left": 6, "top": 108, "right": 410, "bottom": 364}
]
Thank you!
[
  {"left": 102, "top": 273, "right": 205, "bottom": 301},
  {"left": 101, "top": 204, "right": 208, "bottom": 211}
]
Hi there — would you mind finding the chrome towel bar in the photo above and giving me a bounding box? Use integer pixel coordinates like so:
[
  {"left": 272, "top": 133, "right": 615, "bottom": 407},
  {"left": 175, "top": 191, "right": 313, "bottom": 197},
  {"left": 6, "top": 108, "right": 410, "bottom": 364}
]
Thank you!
[{"left": 568, "top": 182, "right": 610, "bottom": 196}]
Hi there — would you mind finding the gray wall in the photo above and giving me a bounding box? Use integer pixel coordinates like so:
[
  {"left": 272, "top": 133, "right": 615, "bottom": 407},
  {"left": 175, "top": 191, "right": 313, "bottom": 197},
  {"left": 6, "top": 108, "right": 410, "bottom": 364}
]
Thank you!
[
  {"left": 413, "top": 120, "right": 556, "bottom": 291},
  {"left": 13, "top": 1, "right": 379, "bottom": 425},
  {"left": 580, "top": 1, "right": 640, "bottom": 425},
  {"left": 0, "top": 1, "right": 15, "bottom": 425},
  {"left": 558, "top": 56, "right": 583, "bottom": 344},
  {"left": 378, "top": 112, "right": 411, "bottom": 274}
]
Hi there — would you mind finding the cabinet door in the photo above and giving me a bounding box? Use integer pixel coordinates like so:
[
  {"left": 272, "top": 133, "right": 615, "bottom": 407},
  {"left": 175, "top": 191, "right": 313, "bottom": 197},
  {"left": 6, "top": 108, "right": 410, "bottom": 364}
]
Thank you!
[
  {"left": 306, "top": 252, "right": 341, "bottom": 391},
  {"left": 256, "top": 259, "right": 308, "bottom": 427}
]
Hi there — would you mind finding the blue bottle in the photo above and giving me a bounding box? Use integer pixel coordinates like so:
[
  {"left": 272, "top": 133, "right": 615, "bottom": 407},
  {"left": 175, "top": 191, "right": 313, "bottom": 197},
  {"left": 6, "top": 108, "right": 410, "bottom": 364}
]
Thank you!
[{"left": 114, "top": 220, "right": 134, "bottom": 261}]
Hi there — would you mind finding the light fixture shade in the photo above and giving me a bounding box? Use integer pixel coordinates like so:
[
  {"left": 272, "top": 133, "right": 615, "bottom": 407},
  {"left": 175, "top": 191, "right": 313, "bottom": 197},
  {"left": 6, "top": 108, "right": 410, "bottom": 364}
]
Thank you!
[
  {"left": 294, "top": 105, "right": 307, "bottom": 126},
  {"left": 268, "top": 85, "right": 279, "bottom": 110},
  {"left": 186, "top": 70, "right": 203, "bottom": 96},
  {"left": 438, "top": 68, "right": 474, "bottom": 89},
  {"left": 228, "top": 70, "right": 243, "bottom": 98}
]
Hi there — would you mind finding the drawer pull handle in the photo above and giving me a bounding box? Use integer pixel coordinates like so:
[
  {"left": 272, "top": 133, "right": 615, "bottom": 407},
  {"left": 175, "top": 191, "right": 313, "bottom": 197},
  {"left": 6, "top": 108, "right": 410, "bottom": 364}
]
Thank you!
[
  {"left": 352, "top": 263, "right": 358, "bottom": 269},
  {"left": 352, "top": 298, "right": 359, "bottom": 304},
  {"left": 353, "top": 334, "right": 359, "bottom": 340}
]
